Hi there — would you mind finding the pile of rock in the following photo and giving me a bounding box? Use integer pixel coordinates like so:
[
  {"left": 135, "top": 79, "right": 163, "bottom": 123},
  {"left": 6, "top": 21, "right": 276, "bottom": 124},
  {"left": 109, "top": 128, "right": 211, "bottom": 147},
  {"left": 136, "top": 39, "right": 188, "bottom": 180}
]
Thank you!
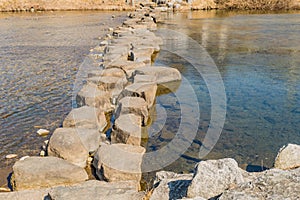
[
  {"left": 150, "top": 143, "right": 300, "bottom": 200},
  {"left": 3, "top": 4, "right": 182, "bottom": 199}
]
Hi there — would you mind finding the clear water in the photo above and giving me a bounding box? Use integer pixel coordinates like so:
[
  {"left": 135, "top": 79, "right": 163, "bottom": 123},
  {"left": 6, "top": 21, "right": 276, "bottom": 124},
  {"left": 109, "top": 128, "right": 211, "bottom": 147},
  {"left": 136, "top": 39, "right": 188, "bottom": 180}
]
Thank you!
[
  {"left": 147, "top": 10, "right": 300, "bottom": 172},
  {"left": 0, "top": 11, "right": 125, "bottom": 169}
]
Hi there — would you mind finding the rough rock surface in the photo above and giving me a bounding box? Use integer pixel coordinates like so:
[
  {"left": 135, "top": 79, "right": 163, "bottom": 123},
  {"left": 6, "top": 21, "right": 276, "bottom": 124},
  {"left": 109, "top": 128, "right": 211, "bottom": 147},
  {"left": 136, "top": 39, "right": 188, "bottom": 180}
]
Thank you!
[
  {"left": 120, "top": 82, "right": 157, "bottom": 108},
  {"left": 75, "top": 128, "right": 101, "bottom": 153},
  {"left": 63, "top": 106, "right": 107, "bottom": 131},
  {"left": 219, "top": 168, "right": 300, "bottom": 200},
  {"left": 48, "top": 180, "right": 145, "bottom": 200},
  {"left": 274, "top": 143, "right": 300, "bottom": 170},
  {"left": 47, "top": 128, "right": 89, "bottom": 168},
  {"left": 12, "top": 156, "right": 88, "bottom": 190},
  {"left": 134, "top": 66, "right": 181, "bottom": 84},
  {"left": 150, "top": 171, "right": 193, "bottom": 200},
  {"left": 187, "top": 158, "right": 245, "bottom": 199},
  {"left": 115, "top": 96, "right": 149, "bottom": 125},
  {"left": 76, "top": 83, "right": 111, "bottom": 111},
  {"left": 0, "top": 188, "right": 51, "bottom": 200},
  {"left": 93, "top": 143, "right": 145, "bottom": 190},
  {"left": 112, "top": 113, "right": 146, "bottom": 146}
]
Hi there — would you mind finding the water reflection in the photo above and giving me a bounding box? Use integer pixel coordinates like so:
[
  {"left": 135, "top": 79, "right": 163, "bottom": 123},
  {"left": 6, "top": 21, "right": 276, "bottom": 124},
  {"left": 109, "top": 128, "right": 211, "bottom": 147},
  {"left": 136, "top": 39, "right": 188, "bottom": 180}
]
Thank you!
[{"left": 152, "top": 10, "right": 300, "bottom": 172}]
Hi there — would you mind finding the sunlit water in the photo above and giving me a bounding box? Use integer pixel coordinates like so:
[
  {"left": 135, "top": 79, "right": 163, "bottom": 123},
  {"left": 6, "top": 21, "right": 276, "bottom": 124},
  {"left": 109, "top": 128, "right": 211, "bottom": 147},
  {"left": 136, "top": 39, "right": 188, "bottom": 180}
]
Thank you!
[
  {"left": 146, "top": 10, "right": 300, "bottom": 173},
  {"left": 0, "top": 11, "right": 125, "bottom": 169}
]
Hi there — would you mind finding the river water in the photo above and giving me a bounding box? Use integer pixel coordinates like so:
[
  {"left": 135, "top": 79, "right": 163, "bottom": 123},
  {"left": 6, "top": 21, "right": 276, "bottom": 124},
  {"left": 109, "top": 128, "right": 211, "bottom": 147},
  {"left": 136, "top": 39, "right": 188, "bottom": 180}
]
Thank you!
[
  {"left": 0, "top": 10, "right": 299, "bottom": 180},
  {"left": 0, "top": 11, "right": 126, "bottom": 173},
  {"left": 148, "top": 10, "right": 300, "bottom": 173}
]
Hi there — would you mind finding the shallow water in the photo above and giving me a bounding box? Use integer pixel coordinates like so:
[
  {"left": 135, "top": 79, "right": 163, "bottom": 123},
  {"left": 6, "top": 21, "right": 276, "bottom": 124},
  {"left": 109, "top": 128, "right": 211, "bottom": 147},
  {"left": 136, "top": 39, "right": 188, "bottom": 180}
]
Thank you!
[
  {"left": 0, "top": 11, "right": 126, "bottom": 170},
  {"left": 147, "top": 10, "right": 300, "bottom": 172}
]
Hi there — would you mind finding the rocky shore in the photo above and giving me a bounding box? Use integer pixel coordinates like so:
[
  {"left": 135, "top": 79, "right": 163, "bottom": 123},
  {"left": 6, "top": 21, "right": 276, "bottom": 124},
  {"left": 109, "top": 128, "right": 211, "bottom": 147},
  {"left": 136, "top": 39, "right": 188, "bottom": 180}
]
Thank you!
[{"left": 1, "top": 2, "right": 300, "bottom": 200}]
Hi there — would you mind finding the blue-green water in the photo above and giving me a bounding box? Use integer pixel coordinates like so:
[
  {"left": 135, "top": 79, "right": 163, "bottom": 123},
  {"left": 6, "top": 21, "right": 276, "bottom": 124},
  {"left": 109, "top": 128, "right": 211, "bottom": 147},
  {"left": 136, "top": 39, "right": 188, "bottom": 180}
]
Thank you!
[{"left": 148, "top": 11, "right": 300, "bottom": 172}]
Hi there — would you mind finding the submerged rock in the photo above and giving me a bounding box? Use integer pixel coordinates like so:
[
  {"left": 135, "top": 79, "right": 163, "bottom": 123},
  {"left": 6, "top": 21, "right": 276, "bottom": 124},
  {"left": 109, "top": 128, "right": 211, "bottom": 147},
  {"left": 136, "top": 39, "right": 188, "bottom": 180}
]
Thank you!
[
  {"left": 93, "top": 143, "right": 145, "bottom": 190},
  {"left": 48, "top": 180, "right": 145, "bottom": 200},
  {"left": 274, "top": 143, "right": 300, "bottom": 170},
  {"left": 47, "top": 128, "right": 89, "bottom": 168},
  {"left": 12, "top": 156, "right": 88, "bottom": 190},
  {"left": 187, "top": 158, "right": 245, "bottom": 199}
]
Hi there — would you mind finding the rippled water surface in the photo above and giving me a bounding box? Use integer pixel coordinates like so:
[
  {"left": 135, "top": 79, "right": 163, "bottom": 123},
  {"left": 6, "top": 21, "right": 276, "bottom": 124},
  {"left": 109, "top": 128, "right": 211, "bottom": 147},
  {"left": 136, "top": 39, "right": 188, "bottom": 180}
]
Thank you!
[
  {"left": 0, "top": 11, "right": 125, "bottom": 169},
  {"left": 148, "top": 11, "right": 300, "bottom": 172}
]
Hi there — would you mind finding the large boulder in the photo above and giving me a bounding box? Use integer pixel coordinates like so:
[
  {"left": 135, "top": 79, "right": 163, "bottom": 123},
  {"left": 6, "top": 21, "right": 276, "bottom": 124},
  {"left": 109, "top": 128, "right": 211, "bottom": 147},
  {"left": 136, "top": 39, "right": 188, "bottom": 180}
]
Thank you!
[
  {"left": 47, "top": 128, "right": 89, "bottom": 168},
  {"left": 12, "top": 156, "right": 88, "bottom": 190},
  {"left": 134, "top": 66, "right": 181, "bottom": 85},
  {"left": 75, "top": 128, "right": 102, "bottom": 153},
  {"left": 93, "top": 143, "right": 145, "bottom": 190},
  {"left": 115, "top": 96, "right": 149, "bottom": 125},
  {"left": 112, "top": 113, "right": 147, "bottom": 146},
  {"left": 87, "top": 76, "right": 127, "bottom": 92},
  {"left": 63, "top": 106, "right": 107, "bottom": 131},
  {"left": 48, "top": 180, "right": 145, "bottom": 200},
  {"left": 120, "top": 82, "right": 157, "bottom": 108},
  {"left": 187, "top": 158, "right": 245, "bottom": 199},
  {"left": 219, "top": 167, "right": 300, "bottom": 200},
  {"left": 76, "top": 83, "right": 111, "bottom": 111},
  {"left": 150, "top": 171, "right": 194, "bottom": 200},
  {"left": 274, "top": 143, "right": 300, "bottom": 170},
  {"left": 0, "top": 188, "right": 50, "bottom": 200},
  {"left": 107, "top": 60, "right": 146, "bottom": 77}
]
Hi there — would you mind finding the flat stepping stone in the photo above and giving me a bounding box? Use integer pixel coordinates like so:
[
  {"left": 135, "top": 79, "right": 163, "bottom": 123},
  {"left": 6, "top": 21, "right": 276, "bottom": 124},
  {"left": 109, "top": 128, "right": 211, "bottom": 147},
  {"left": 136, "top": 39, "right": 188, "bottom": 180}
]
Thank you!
[{"left": 12, "top": 156, "right": 88, "bottom": 190}]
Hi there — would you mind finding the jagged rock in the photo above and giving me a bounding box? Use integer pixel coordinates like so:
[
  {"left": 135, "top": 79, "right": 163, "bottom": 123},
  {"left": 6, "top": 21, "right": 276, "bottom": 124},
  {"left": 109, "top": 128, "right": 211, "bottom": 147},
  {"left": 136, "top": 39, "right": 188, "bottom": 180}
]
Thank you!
[
  {"left": 87, "top": 76, "right": 127, "bottom": 92},
  {"left": 134, "top": 66, "right": 181, "bottom": 84},
  {"left": 93, "top": 143, "right": 145, "bottom": 190},
  {"left": 150, "top": 171, "right": 193, "bottom": 200},
  {"left": 274, "top": 143, "right": 300, "bottom": 170},
  {"left": 48, "top": 180, "right": 145, "bottom": 200},
  {"left": 104, "top": 45, "right": 129, "bottom": 56},
  {"left": 76, "top": 83, "right": 111, "bottom": 111},
  {"left": 187, "top": 158, "right": 245, "bottom": 199},
  {"left": 219, "top": 168, "right": 300, "bottom": 200},
  {"left": 129, "top": 48, "right": 154, "bottom": 64},
  {"left": 112, "top": 113, "right": 147, "bottom": 146},
  {"left": 12, "top": 156, "right": 88, "bottom": 190},
  {"left": 115, "top": 96, "right": 149, "bottom": 125},
  {"left": 107, "top": 60, "right": 146, "bottom": 77},
  {"left": 47, "top": 128, "right": 89, "bottom": 168},
  {"left": 63, "top": 106, "right": 107, "bottom": 131},
  {"left": 120, "top": 82, "right": 157, "bottom": 108}
]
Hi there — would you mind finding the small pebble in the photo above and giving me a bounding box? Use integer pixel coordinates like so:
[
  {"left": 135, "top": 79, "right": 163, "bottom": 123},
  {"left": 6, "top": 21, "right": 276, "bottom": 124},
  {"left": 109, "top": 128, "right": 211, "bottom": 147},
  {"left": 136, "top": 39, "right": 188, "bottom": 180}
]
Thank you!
[
  {"left": 108, "top": 27, "right": 114, "bottom": 32},
  {"left": 20, "top": 156, "right": 30, "bottom": 161},
  {"left": 111, "top": 15, "right": 115, "bottom": 19},
  {"left": 44, "top": 140, "right": 49, "bottom": 145},
  {"left": 5, "top": 154, "right": 17, "bottom": 159},
  {"left": 0, "top": 187, "right": 10, "bottom": 192},
  {"left": 42, "top": 145, "right": 47, "bottom": 150},
  {"left": 87, "top": 157, "right": 93, "bottom": 163},
  {"left": 37, "top": 129, "right": 50, "bottom": 136}
]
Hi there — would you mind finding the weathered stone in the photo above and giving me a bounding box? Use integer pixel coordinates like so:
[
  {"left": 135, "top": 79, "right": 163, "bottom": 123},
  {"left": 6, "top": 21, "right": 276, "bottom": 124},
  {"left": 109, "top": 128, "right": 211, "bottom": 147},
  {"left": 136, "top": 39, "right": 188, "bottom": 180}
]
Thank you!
[
  {"left": 120, "top": 82, "right": 157, "bottom": 108},
  {"left": 104, "top": 45, "right": 129, "bottom": 56},
  {"left": 12, "top": 156, "right": 88, "bottom": 190},
  {"left": 219, "top": 168, "right": 300, "bottom": 200},
  {"left": 107, "top": 60, "right": 146, "bottom": 77},
  {"left": 134, "top": 74, "right": 156, "bottom": 83},
  {"left": 274, "top": 143, "right": 300, "bottom": 170},
  {"left": 48, "top": 180, "right": 145, "bottom": 200},
  {"left": 116, "top": 96, "right": 149, "bottom": 125},
  {"left": 150, "top": 171, "right": 193, "bottom": 200},
  {"left": 134, "top": 66, "right": 181, "bottom": 84},
  {"left": 37, "top": 128, "right": 50, "bottom": 136},
  {"left": 87, "top": 76, "right": 127, "bottom": 92},
  {"left": 100, "top": 68, "right": 126, "bottom": 78},
  {"left": 75, "top": 128, "right": 102, "bottom": 153},
  {"left": 93, "top": 143, "right": 145, "bottom": 190},
  {"left": 187, "top": 158, "right": 245, "bottom": 199},
  {"left": 112, "top": 113, "right": 147, "bottom": 146},
  {"left": 47, "top": 128, "right": 89, "bottom": 168},
  {"left": 63, "top": 106, "right": 107, "bottom": 131},
  {"left": 129, "top": 48, "right": 154, "bottom": 64},
  {"left": 76, "top": 83, "right": 111, "bottom": 111},
  {"left": 0, "top": 188, "right": 50, "bottom": 200}
]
